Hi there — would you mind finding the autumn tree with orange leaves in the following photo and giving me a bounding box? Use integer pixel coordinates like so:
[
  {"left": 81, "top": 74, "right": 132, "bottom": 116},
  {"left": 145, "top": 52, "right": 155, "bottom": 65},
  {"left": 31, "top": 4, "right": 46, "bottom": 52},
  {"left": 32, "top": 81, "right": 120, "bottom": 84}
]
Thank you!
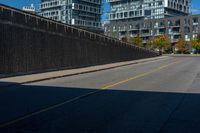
[
  {"left": 191, "top": 34, "right": 200, "bottom": 54},
  {"left": 175, "top": 37, "right": 189, "bottom": 54},
  {"left": 153, "top": 35, "right": 170, "bottom": 54}
]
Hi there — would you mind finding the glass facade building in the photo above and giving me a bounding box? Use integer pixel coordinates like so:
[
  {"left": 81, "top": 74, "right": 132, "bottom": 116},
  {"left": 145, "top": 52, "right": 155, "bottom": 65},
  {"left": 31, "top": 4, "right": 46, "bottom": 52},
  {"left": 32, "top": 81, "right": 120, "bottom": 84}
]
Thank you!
[
  {"left": 105, "top": 0, "right": 194, "bottom": 50},
  {"left": 39, "top": 0, "right": 103, "bottom": 32},
  {"left": 108, "top": 0, "right": 191, "bottom": 22}
]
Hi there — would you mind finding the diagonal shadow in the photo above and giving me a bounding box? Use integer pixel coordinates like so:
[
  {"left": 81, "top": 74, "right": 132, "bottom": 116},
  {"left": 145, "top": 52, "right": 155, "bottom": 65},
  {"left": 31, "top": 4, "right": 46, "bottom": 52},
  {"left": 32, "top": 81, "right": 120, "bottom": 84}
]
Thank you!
[{"left": 0, "top": 81, "right": 200, "bottom": 133}]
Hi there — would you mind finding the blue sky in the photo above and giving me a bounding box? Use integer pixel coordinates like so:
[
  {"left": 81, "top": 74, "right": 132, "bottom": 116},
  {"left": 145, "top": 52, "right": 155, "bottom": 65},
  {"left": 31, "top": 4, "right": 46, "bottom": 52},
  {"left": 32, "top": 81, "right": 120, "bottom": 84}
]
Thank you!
[
  {"left": 192, "top": 0, "right": 200, "bottom": 14},
  {"left": 0, "top": 0, "right": 200, "bottom": 20}
]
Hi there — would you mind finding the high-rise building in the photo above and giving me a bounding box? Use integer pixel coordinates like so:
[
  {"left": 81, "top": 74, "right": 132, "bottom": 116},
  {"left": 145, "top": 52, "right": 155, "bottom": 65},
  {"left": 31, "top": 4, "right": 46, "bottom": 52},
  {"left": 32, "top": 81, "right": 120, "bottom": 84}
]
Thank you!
[
  {"left": 108, "top": 0, "right": 192, "bottom": 22},
  {"left": 39, "top": 0, "right": 103, "bottom": 32},
  {"left": 104, "top": 0, "right": 194, "bottom": 51}
]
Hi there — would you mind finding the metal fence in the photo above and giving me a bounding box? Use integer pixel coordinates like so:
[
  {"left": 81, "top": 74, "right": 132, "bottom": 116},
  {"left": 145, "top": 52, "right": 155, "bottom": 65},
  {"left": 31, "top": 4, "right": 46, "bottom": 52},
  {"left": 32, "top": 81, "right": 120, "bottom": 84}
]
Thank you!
[{"left": 0, "top": 4, "right": 159, "bottom": 74}]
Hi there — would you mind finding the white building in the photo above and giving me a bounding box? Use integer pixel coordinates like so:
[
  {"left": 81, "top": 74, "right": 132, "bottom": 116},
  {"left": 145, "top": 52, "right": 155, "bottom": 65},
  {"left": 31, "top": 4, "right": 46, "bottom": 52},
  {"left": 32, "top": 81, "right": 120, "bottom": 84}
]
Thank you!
[
  {"left": 39, "top": 0, "right": 103, "bottom": 33},
  {"left": 22, "top": 4, "right": 36, "bottom": 14},
  {"left": 108, "top": 0, "right": 192, "bottom": 22}
]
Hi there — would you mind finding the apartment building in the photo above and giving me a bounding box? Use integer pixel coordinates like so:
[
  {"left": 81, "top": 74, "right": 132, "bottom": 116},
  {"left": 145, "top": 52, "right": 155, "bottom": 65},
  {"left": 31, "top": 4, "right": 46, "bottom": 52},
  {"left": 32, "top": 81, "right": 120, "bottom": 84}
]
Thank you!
[
  {"left": 39, "top": 0, "right": 103, "bottom": 32},
  {"left": 104, "top": 0, "right": 195, "bottom": 48},
  {"left": 104, "top": 15, "right": 200, "bottom": 45},
  {"left": 108, "top": 0, "right": 192, "bottom": 22}
]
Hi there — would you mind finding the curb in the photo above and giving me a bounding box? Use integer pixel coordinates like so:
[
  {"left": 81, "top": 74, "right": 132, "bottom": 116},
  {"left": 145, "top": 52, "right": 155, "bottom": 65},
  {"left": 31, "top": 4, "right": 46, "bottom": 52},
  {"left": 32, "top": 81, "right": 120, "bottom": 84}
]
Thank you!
[{"left": 164, "top": 54, "right": 200, "bottom": 57}]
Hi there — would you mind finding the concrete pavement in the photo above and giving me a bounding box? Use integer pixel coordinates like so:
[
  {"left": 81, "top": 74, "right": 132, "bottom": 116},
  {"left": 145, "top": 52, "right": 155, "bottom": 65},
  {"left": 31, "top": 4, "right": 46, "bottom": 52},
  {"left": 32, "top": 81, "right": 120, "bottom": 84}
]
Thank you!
[
  {"left": 1, "top": 56, "right": 200, "bottom": 133},
  {"left": 0, "top": 56, "right": 166, "bottom": 87}
]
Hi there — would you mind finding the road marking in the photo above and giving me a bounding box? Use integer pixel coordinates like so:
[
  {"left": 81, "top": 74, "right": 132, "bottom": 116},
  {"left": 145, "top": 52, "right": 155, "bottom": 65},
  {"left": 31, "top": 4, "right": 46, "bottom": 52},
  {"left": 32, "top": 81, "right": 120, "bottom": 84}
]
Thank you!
[
  {"left": 101, "top": 60, "right": 181, "bottom": 89},
  {"left": 0, "top": 60, "right": 181, "bottom": 128},
  {"left": 100, "top": 57, "right": 171, "bottom": 87}
]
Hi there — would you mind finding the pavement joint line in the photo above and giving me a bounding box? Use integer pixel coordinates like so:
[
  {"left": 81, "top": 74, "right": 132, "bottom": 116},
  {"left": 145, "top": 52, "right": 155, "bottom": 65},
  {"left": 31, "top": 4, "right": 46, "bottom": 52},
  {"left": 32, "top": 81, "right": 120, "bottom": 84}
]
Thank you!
[{"left": 0, "top": 58, "right": 177, "bottom": 129}]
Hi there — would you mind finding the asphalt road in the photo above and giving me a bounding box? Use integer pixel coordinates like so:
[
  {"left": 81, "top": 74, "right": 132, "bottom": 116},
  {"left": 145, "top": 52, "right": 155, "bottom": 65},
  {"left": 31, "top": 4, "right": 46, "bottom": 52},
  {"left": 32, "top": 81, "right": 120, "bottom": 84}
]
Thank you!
[{"left": 1, "top": 56, "right": 200, "bottom": 133}]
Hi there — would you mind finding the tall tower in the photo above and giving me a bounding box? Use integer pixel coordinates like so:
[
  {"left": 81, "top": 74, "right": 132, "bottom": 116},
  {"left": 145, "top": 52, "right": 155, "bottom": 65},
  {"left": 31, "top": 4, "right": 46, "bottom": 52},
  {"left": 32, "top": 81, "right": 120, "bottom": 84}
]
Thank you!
[
  {"left": 40, "top": 0, "right": 103, "bottom": 32},
  {"left": 108, "top": 0, "right": 192, "bottom": 23}
]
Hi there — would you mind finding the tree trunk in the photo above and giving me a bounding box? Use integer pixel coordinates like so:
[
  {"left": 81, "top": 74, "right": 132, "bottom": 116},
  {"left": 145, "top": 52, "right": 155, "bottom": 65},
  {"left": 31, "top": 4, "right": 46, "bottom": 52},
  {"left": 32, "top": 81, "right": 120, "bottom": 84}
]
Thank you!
[{"left": 159, "top": 49, "right": 162, "bottom": 55}]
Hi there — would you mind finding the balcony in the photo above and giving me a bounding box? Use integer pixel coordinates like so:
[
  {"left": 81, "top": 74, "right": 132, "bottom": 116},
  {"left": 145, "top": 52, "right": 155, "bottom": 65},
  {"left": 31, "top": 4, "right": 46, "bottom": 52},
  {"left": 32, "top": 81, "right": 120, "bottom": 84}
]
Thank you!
[
  {"left": 107, "top": 0, "right": 121, "bottom": 3},
  {"left": 154, "top": 32, "right": 165, "bottom": 36},
  {"left": 171, "top": 39, "right": 179, "bottom": 43},
  {"left": 193, "top": 22, "right": 199, "bottom": 26},
  {"left": 79, "top": 13, "right": 96, "bottom": 18},
  {"left": 39, "top": 10, "right": 61, "bottom": 18},
  {"left": 72, "top": 3, "right": 101, "bottom": 14},
  {"left": 140, "top": 27, "right": 150, "bottom": 30},
  {"left": 72, "top": 19, "right": 102, "bottom": 29},
  {"left": 154, "top": 33, "right": 163, "bottom": 36},
  {"left": 129, "top": 28, "right": 140, "bottom": 31},
  {"left": 82, "top": 0, "right": 101, "bottom": 5},
  {"left": 119, "top": 28, "right": 126, "bottom": 32},
  {"left": 170, "top": 25, "right": 180, "bottom": 28},
  {"left": 154, "top": 26, "right": 166, "bottom": 29},
  {"left": 129, "top": 34, "right": 138, "bottom": 37},
  {"left": 192, "top": 30, "right": 198, "bottom": 35},
  {"left": 40, "top": 1, "right": 62, "bottom": 10},
  {"left": 154, "top": 24, "right": 166, "bottom": 29},
  {"left": 172, "top": 32, "right": 181, "bottom": 35},
  {"left": 109, "top": 12, "right": 144, "bottom": 21},
  {"left": 140, "top": 33, "right": 151, "bottom": 37}
]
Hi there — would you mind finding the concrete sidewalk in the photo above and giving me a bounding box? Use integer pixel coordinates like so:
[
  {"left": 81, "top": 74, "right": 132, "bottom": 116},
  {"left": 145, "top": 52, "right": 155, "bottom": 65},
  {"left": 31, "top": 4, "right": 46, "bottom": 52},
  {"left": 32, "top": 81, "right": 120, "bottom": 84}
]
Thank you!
[
  {"left": 0, "top": 56, "right": 167, "bottom": 87},
  {"left": 164, "top": 54, "right": 200, "bottom": 57}
]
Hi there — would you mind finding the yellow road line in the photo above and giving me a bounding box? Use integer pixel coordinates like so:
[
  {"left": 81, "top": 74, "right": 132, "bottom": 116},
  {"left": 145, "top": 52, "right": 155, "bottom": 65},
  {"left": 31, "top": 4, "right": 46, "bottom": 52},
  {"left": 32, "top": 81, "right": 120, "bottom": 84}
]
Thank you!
[
  {"left": 0, "top": 90, "right": 99, "bottom": 128},
  {"left": 0, "top": 60, "right": 181, "bottom": 128},
  {"left": 100, "top": 57, "right": 170, "bottom": 87},
  {"left": 101, "top": 60, "right": 181, "bottom": 90}
]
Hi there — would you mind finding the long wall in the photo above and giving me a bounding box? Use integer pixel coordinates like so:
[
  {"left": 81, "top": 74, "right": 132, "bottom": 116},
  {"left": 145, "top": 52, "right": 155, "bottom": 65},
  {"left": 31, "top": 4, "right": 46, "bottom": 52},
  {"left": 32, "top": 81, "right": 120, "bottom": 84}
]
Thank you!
[{"left": 0, "top": 4, "right": 159, "bottom": 75}]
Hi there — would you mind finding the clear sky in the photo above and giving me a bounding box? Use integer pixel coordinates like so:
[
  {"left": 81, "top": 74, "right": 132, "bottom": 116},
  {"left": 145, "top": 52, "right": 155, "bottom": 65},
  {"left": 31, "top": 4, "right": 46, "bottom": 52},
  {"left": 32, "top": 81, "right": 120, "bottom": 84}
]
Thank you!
[{"left": 0, "top": 0, "right": 200, "bottom": 20}]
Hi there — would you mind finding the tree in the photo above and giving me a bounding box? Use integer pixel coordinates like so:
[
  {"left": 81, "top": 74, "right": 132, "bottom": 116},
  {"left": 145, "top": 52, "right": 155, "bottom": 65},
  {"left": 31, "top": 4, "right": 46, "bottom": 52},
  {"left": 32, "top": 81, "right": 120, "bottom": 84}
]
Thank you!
[
  {"left": 175, "top": 37, "right": 189, "bottom": 54},
  {"left": 121, "top": 37, "right": 128, "bottom": 43},
  {"left": 146, "top": 38, "right": 155, "bottom": 50},
  {"left": 111, "top": 32, "right": 118, "bottom": 38},
  {"left": 191, "top": 34, "right": 200, "bottom": 54},
  {"left": 153, "top": 35, "right": 170, "bottom": 54},
  {"left": 129, "top": 36, "right": 143, "bottom": 47}
]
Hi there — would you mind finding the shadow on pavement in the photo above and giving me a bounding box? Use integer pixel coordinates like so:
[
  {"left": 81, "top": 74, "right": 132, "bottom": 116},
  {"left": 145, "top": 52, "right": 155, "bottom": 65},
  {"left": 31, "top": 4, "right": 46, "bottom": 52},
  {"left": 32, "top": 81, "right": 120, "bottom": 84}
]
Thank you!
[{"left": 0, "top": 81, "right": 200, "bottom": 133}]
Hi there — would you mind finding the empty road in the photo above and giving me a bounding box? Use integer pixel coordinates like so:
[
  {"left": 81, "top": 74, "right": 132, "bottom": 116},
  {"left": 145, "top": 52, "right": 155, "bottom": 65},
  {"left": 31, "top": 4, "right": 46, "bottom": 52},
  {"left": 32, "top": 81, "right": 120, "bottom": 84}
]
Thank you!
[{"left": 1, "top": 56, "right": 200, "bottom": 133}]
